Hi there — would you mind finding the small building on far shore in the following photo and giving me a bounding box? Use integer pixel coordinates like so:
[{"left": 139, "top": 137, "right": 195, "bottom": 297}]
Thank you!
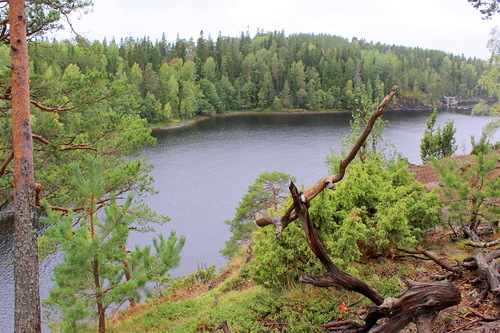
[{"left": 442, "top": 96, "right": 458, "bottom": 107}]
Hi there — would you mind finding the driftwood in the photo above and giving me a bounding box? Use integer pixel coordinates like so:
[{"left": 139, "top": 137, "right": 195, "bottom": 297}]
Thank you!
[{"left": 255, "top": 88, "right": 462, "bottom": 332}]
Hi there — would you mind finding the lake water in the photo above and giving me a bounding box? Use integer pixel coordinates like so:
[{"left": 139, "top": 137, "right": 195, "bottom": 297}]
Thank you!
[{"left": 0, "top": 108, "right": 498, "bottom": 330}]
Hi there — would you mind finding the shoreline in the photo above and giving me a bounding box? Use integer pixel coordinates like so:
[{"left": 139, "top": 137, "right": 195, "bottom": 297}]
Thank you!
[
  {"left": 153, "top": 107, "right": 436, "bottom": 131},
  {"left": 153, "top": 109, "right": 353, "bottom": 131}
]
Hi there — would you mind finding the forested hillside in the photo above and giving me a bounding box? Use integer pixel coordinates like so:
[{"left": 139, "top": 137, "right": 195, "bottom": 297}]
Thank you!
[{"left": 20, "top": 31, "right": 489, "bottom": 124}]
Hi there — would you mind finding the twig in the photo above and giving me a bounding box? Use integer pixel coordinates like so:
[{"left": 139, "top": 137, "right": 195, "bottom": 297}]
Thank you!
[
  {"left": 469, "top": 308, "right": 500, "bottom": 321},
  {"left": 397, "top": 247, "right": 462, "bottom": 274},
  {"left": 447, "top": 319, "right": 481, "bottom": 333}
]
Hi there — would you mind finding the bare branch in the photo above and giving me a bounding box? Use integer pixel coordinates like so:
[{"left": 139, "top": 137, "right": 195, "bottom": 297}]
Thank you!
[
  {"left": 255, "top": 88, "right": 398, "bottom": 235},
  {"left": 211, "top": 320, "right": 232, "bottom": 333},
  {"left": 463, "top": 225, "right": 500, "bottom": 292},
  {"left": 397, "top": 247, "right": 462, "bottom": 275},
  {"left": 466, "top": 238, "right": 500, "bottom": 248},
  {"left": 469, "top": 308, "right": 500, "bottom": 322},
  {"left": 289, "top": 181, "right": 385, "bottom": 305},
  {"left": 0, "top": 150, "right": 13, "bottom": 177}
]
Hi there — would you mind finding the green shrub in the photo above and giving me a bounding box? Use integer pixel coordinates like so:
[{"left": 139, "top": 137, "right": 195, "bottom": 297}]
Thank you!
[{"left": 250, "top": 156, "right": 442, "bottom": 288}]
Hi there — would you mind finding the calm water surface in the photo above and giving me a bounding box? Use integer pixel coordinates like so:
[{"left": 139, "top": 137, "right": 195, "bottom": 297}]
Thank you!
[{"left": 0, "top": 109, "right": 498, "bottom": 330}]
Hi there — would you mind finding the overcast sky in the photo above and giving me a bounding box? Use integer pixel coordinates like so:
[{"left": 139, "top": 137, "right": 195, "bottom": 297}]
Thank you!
[{"left": 56, "top": 0, "right": 500, "bottom": 59}]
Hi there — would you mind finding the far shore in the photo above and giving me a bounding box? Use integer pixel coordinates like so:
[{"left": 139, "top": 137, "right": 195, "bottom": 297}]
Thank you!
[
  {"left": 154, "top": 109, "right": 352, "bottom": 130},
  {"left": 152, "top": 102, "right": 446, "bottom": 131}
]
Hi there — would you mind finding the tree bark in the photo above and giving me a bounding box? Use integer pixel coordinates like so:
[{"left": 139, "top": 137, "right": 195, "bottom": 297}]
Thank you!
[{"left": 9, "top": 0, "right": 41, "bottom": 332}]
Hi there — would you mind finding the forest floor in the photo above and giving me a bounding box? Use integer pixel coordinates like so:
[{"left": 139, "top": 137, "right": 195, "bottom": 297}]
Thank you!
[{"left": 107, "top": 233, "right": 500, "bottom": 332}]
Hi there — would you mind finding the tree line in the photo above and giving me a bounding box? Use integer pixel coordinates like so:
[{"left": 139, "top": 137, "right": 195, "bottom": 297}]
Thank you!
[{"left": 24, "top": 30, "right": 489, "bottom": 124}]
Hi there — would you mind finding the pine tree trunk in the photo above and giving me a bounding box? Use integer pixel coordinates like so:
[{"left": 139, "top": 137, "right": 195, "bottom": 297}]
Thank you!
[
  {"left": 9, "top": 0, "right": 41, "bottom": 332},
  {"left": 93, "top": 258, "right": 106, "bottom": 333}
]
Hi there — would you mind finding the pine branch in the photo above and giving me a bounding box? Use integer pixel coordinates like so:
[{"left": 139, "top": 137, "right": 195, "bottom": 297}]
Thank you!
[
  {"left": 32, "top": 134, "right": 98, "bottom": 152},
  {"left": 0, "top": 91, "right": 75, "bottom": 112},
  {"left": 29, "top": 99, "right": 75, "bottom": 112},
  {"left": 0, "top": 150, "right": 13, "bottom": 177}
]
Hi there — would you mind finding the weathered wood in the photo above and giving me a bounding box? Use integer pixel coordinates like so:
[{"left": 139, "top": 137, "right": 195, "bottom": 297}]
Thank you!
[
  {"left": 255, "top": 88, "right": 398, "bottom": 236},
  {"left": 466, "top": 238, "right": 500, "bottom": 248},
  {"left": 370, "top": 279, "right": 461, "bottom": 333},
  {"left": 463, "top": 225, "right": 500, "bottom": 293},
  {"left": 211, "top": 320, "right": 232, "bottom": 333},
  {"left": 290, "top": 182, "right": 384, "bottom": 305},
  {"left": 397, "top": 247, "right": 462, "bottom": 275}
]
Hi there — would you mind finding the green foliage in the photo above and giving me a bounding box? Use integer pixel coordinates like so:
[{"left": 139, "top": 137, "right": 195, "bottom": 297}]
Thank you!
[
  {"left": 0, "top": 30, "right": 489, "bottom": 130},
  {"left": 468, "top": 0, "right": 500, "bottom": 19},
  {"left": 316, "top": 157, "right": 441, "bottom": 261},
  {"left": 221, "top": 171, "right": 295, "bottom": 259},
  {"left": 432, "top": 138, "right": 499, "bottom": 232},
  {"left": 0, "top": 1, "right": 92, "bottom": 40},
  {"left": 251, "top": 157, "right": 441, "bottom": 288},
  {"left": 474, "top": 26, "right": 500, "bottom": 116},
  {"left": 1, "top": 50, "right": 157, "bottom": 211},
  {"left": 420, "top": 109, "right": 457, "bottom": 163},
  {"left": 250, "top": 219, "right": 322, "bottom": 288},
  {"left": 41, "top": 156, "right": 185, "bottom": 332}
]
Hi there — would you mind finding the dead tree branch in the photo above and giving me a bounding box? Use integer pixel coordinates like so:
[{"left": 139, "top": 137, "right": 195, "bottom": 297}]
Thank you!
[
  {"left": 255, "top": 88, "right": 461, "bottom": 332},
  {"left": 289, "top": 181, "right": 385, "bottom": 305},
  {"left": 211, "top": 320, "right": 232, "bottom": 333},
  {"left": 255, "top": 87, "right": 398, "bottom": 237},
  {"left": 463, "top": 225, "right": 500, "bottom": 299},
  {"left": 466, "top": 238, "right": 500, "bottom": 248},
  {"left": 397, "top": 247, "right": 463, "bottom": 275}
]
